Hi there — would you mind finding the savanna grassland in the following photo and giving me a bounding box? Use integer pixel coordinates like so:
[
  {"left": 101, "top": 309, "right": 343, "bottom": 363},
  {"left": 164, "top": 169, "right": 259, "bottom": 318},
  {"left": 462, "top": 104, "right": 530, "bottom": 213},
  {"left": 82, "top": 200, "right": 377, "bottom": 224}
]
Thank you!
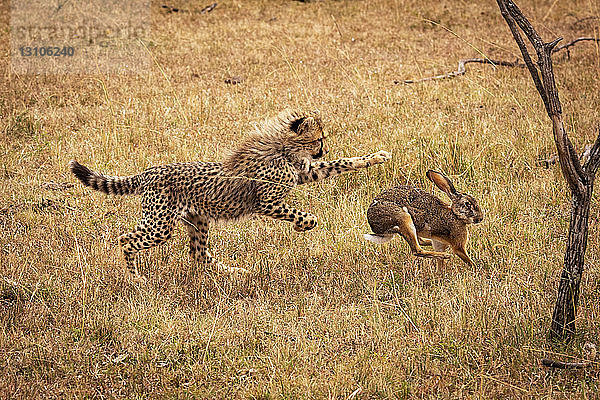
[{"left": 1, "top": 0, "right": 600, "bottom": 398}]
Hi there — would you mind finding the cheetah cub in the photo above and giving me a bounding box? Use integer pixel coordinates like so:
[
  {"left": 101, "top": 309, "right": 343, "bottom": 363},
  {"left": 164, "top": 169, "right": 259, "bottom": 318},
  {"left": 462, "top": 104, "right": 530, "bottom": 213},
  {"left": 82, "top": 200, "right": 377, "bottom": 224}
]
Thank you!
[{"left": 70, "top": 109, "right": 391, "bottom": 280}]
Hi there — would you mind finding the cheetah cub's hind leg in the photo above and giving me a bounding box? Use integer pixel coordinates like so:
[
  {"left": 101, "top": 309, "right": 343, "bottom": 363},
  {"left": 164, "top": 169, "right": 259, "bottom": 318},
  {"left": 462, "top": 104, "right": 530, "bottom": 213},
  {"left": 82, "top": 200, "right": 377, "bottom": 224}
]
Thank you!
[
  {"left": 118, "top": 216, "right": 175, "bottom": 282},
  {"left": 183, "top": 213, "right": 249, "bottom": 275},
  {"left": 118, "top": 189, "right": 177, "bottom": 282}
]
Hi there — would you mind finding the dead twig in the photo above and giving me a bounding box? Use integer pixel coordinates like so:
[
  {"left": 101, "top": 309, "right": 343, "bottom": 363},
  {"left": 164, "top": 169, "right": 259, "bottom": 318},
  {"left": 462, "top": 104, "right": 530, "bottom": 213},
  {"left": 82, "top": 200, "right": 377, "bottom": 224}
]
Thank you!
[
  {"left": 161, "top": 3, "right": 216, "bottom": 14},
  {"left": 555, "top": 37, "right": 600, "bottom": 59},
  {"left": 541, "top": 359, "right": 588, "bottom": 369},
  {"left": 400, "top": 58, "right": 523, "bottom": 84},
  {"left": 201, "top": 3, "right": 217, "bottom": 14},
  {"left": 401, "top": 37, "right": 600, "bottom": 84},
  {"left": 161, "top": 5, "right": 188, "bottom": 13},
  {"left": 224, "top": 76, "right": 243, "bottom": 85},
  {"left": 42, "top": 181, "right": 74, "bottom": 191},
  {"left": 555, "top": 37, "right": 600, "bottom": 51},
  {"left": 541, "top": 342, "right": 597, "bottom": 369},
  {"left": 263, "top": 331, "right": 297, "bottom": 342}
]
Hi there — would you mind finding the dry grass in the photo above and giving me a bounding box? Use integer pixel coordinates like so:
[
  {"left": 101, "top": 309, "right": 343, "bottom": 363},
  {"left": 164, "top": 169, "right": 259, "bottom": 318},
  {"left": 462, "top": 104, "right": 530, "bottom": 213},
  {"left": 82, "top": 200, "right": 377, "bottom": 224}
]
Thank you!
[{"left": 1, "top": 0, "right": 600, "bottom": 398}]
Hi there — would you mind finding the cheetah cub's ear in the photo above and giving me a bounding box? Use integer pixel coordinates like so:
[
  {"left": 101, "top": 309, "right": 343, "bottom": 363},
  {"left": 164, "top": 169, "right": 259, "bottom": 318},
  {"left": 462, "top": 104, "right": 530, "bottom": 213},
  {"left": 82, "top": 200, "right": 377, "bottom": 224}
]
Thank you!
[{"left": 290, "top": 116, "right": 315, "bottom": 135}]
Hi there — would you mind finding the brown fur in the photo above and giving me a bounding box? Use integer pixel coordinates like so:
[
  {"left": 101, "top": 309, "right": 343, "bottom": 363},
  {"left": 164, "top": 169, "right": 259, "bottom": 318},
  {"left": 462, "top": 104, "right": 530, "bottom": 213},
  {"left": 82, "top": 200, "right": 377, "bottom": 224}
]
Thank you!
[{"left": 364, "top": 170, "right": 483, "bottom": 267}]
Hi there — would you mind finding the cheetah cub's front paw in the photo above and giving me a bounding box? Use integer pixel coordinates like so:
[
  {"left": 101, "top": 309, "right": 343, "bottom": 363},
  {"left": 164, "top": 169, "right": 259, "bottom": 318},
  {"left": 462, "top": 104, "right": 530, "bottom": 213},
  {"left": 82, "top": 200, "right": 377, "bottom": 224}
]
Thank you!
[
  {"left": 127, "top": 271, "right": 148, "bottom": 285},
  {"left": 370, "top": 150, "right": 392, "bottom": 165},
  {"left": 294, "top": 214, "right": 317, "bottom": 232}
]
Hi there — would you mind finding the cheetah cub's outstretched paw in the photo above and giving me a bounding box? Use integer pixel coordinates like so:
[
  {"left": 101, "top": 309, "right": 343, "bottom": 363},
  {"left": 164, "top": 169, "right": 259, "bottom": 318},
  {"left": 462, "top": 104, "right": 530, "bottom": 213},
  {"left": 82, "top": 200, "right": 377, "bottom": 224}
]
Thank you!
[
  {"left": 375, "top": 150, "right": 392, "bottom": 163},
  {"left": 370, "top": 150, "right": 392, "bottom": 165}
]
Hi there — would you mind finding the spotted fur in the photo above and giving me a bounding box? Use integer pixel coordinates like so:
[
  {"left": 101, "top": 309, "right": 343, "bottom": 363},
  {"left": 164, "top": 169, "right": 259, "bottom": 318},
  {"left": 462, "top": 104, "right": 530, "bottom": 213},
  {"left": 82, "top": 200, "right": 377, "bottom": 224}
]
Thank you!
[{"left": 70, "top": 109, "right": 391, "bottom": 279}]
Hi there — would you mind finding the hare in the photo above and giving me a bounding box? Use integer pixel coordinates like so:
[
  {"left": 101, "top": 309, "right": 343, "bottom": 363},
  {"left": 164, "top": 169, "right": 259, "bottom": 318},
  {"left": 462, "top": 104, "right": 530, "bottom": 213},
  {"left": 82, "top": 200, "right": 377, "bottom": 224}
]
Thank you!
[{"left": 364, "top": 170, "right": 483, "bottom": 267}]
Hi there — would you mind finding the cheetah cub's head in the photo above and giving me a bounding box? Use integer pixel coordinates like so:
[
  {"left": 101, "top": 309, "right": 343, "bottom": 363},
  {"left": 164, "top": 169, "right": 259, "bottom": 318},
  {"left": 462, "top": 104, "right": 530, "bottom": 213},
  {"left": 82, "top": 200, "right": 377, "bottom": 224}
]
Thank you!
[{"left": 289, "top": 110, "right": 329, "bottom": 162}]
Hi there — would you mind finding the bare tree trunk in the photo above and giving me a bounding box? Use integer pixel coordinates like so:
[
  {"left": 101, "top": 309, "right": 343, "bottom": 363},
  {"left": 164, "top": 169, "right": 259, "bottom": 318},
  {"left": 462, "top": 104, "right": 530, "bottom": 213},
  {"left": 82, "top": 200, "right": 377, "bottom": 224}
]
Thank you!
[
  {"left": 551, "top": 188, "right": 592, "bottom": 339},
  {"left": 496, "top": 0, "right": 600, "bottom": 342}
]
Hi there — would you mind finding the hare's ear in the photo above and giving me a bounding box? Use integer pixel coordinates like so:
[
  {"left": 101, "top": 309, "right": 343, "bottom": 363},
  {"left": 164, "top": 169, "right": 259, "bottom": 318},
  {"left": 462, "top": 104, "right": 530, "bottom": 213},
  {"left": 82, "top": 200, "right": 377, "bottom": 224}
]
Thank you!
[{"left": 426, "top": 170, "right": 458, "bottom": 197}]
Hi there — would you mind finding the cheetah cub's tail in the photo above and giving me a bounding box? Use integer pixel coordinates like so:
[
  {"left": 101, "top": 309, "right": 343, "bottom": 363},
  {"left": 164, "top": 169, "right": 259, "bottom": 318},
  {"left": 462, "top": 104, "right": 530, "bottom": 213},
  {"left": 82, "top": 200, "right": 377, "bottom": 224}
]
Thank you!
[{"left": 69, "top": 160, "right": 142, "bottom": 196}]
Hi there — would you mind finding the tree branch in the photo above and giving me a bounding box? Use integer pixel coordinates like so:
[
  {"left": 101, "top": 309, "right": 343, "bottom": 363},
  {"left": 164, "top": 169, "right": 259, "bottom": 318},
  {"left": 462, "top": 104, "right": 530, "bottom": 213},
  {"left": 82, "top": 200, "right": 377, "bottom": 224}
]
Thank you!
[
  {"left": 499, "top": 2, "right": 554, "bottom": 115},
  {"left": 499, "top": 0, "right": 554, "bottom": 115},
  {"left": 551, "top": 117, "right": 586, "bottom": 195},
  {"left": 498, "top": 0, "right": 587, "bottom": 195},
  {"left": 555, "top": 37, "right": 600, "bottom": 53}
]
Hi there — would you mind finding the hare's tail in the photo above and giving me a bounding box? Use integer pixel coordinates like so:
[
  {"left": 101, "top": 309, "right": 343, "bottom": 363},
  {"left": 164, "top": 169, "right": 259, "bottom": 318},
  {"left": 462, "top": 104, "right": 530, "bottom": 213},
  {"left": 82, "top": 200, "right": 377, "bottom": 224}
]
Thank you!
[{"left": 363, "top": 233, "right": 395, "bottom": 244}]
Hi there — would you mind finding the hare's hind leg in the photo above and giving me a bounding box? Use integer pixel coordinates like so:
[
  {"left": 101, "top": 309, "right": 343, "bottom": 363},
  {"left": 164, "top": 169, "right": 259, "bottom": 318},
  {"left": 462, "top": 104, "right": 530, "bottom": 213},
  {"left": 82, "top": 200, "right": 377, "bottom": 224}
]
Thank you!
[
  {"left": 393, "top": 209, "right": 451, "bottom": 260},
  {"left": 418, "top": 237, "right": 433, "bottom": 247}
]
